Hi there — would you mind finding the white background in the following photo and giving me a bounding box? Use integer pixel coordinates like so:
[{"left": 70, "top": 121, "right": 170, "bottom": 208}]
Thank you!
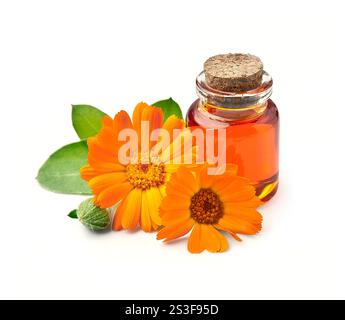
[{"left": 1, "top": 0, "right": 344, "bottom": 300}]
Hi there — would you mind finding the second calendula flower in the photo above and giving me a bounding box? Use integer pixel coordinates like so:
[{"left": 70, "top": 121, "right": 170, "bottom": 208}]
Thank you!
[
  {"left": 157, "top": 166, "right": 263, "bottom": 253},
  {"left": 81, "top": 102, "right": 189, "bottom": 232}
]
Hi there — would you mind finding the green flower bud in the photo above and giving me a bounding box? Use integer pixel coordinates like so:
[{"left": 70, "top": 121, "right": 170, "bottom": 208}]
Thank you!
[{"left": 77, "top": 198, "right": 110, "bottom": 231}]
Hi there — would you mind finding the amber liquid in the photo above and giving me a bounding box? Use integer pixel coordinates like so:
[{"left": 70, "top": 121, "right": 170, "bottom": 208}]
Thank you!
[{"left": 186, "top": 99, "right": 279, "bottom": 202}]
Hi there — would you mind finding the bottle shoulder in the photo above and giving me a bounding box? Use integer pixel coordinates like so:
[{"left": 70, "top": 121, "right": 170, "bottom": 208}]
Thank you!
[
  {"left": 186, "top": 99, "right": 279, "bottom": 127},
  {"left": 256, "top": 99, "right": 279, "bottom": 125}
]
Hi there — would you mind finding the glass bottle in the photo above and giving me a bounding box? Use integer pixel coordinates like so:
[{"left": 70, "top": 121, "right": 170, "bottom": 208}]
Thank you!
[{"left": 186, "top": 71, "right": 279, "bottom": 202}]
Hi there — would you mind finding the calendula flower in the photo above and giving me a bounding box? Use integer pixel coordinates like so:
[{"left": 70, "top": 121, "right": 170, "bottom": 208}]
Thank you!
[
  {"left": 81, "top": 102, "right": 192, "bottom": 232},
  {"left": 157, "top": 166, "right": 263, "bottom": 253}
]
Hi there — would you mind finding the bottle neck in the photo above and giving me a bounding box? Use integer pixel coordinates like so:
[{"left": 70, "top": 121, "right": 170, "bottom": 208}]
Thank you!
[{"left": 196, "top": 71, "right": 273, "bottom": 122}]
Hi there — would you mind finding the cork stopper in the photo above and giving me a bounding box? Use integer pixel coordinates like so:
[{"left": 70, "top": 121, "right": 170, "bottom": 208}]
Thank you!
[{"left": 204, "top": 53, "right": 264, "bottom": 93}]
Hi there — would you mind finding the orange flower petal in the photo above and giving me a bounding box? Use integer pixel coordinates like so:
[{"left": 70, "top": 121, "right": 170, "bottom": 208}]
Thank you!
[
  {"left": 133, "top": 103, "right": 164, "bottom": 151},
  {"left": 165, "top": 182, "right": 191, "bottom": 199},
  {"left": 158, "top": 186, "right": 167, "bottom": 198},
  {"left": 89, "top": 172, "right": 128, "bottom": 194},
  {"left": 170, "top": 178, "right": 198, "bottom": 196},
  {"left": 198, "top": 166, "right": 215, "bottom": 189},
  {"left": 211, "top": 175, "right": 250, "bottom": 193},
  {"left": 160, "top": 195, "right": 191, "bottom": 211},
  {"left": 199, "top": 225, "right": 228, "bottom": 253},
  {"left": 87, "top": 156, "right": 126, "bottom": 172},
  {"left": 160, "top": 208, "right": 191, "bottom": 225},
  {"left": 188, "top": 224, "right": 203, "bottom": 253},
  {"left": 214, "top": 224, "right": 242, "bottom": 242},
  {"left": 163, "top": 115, "right": 185, "bottom": 144},
  {"left": 132, "top": 102, "right": 148, "bottom": 133},
  {"left": 225, "top": 163, "right": 238, "bottom": 175},
  {"left": 220, "top": 186, "right": 256, "bottom": 202},
  {"left": 96, "top": 126, "right": 117, "bottom": 152},
  {"left": 142, "top": 187, "right": 162, "bottom": 228},
  {"left": 87, "top": 137, "right": 117, "bottom": 163},
  {"left": 114, "top": 110, "right": 133, "bottom": 132},
  {"left": 102, "top": 115, "right": 115, "bottom": 129},
  {"left": 95, "top": 181, "right": 132, "bottom": 209},
  {"left": 218, "top": 216, "right": 262, "bottom": 236},
  {"left": 231, "top": 233, "right": 242, "bottom": 242},
  {"left": 141, "top": 106, "right": 164, "bottom": 133},
  {"left": 206, "top": 163, "right": 238, "bottom": 176},
  {"left": 224, "top": 203, "right": 262, "bottom": 224},
  {"left": 232, "top": 198, "right": 263, "bottom": 208},
  {"left": 113, "top": 110, "right": 133, "bottom": 152},
  {"left": 188, "top": 224, "right": 229, "bottom": 253},
  {"left": 163, "top": 129, "right": 194, "bottom": 164},
  {"left": 176, "top": 167, "right": 198, "bottom": 187},
  {"left": 141, "top": 190, "right": 152, "bottom": 233},
  {"left": 162, "top": 194, "right": 190, "bottom": 207},
  {"left": 80, "top": 165, "right": 102, "bottom": 181},
  {"left": 81, "top": 163, "right": 125, "bottom": 181},
  {"left": 210, "top": 226, "right": 229, "bottom": 252},
  {"left": 157, "top": 219, "right": 194, "bottom": 241},
  {"left": 164, "top": 164, "right": 183, "bottom": 174},
  {"left": 114, "top": 188, "right": 142, "bottom": 230},
  {"left": 165, "top": 167, "right": 199, "bottom": 196},
  {"left": 209, "top": 172, "right": 238, "bottom": 192}
]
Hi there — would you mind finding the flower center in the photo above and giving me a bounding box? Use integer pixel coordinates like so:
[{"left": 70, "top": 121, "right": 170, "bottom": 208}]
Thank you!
[
  {"left": 126, "top": 163, "right": 166, "bottom": 190},
  {"left": 190, "top": 188, "right": 224, "bottom": 224}
]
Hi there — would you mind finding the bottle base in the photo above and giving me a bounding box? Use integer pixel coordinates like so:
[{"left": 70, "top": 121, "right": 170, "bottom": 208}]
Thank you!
[{"left": 254, "top": 173, "right": 279, "bottom": 202}]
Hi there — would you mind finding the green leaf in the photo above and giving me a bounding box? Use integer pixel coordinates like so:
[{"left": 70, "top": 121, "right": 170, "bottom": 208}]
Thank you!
[
  {"left": 37, "top": 141, "right": 92, "bottom": 195},
  {"left": 152, "top": 98, "right": 183, "bottom": 122},
  {"left": 72, "top": 105, "right": 107, "bottom": 139},
  {"left": 68, "top": 209, "right": 78, "bottom": 219}
]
